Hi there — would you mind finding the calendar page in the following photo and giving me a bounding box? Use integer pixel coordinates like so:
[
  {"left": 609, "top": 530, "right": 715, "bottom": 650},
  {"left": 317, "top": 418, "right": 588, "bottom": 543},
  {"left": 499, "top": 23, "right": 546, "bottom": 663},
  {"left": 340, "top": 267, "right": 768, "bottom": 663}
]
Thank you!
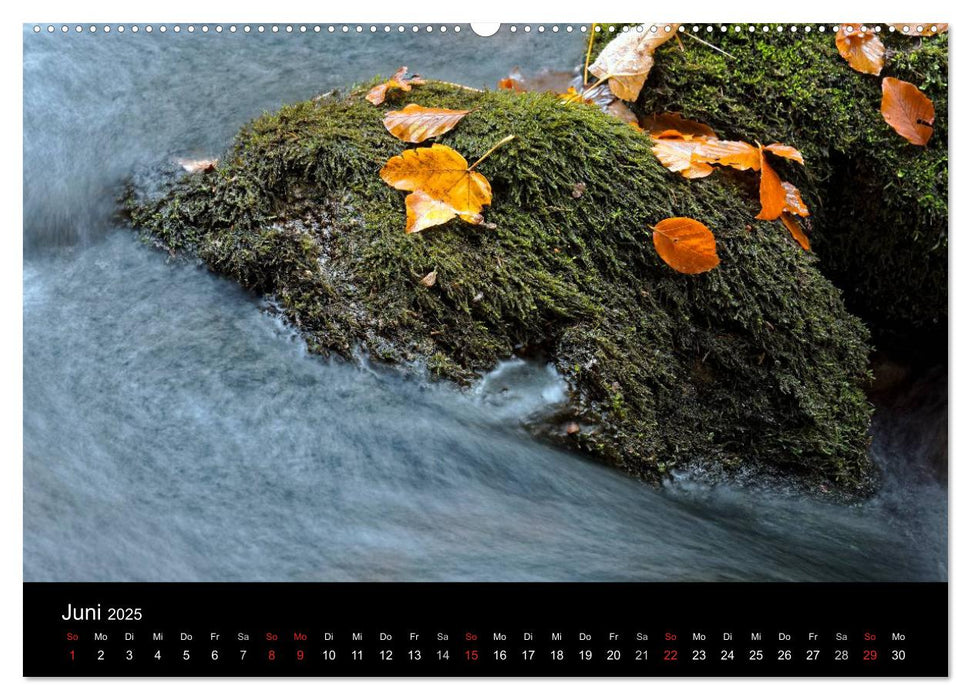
[{"left": 22, "top": 18, "right": 948, "bottom": 678}]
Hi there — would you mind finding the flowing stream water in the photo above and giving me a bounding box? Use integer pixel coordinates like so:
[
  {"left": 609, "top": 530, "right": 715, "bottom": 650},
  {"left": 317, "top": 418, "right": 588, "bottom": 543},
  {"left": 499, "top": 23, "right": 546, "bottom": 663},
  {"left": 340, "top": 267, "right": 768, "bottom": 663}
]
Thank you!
[{"left": 23, "top": 26, "right": 947, "bottom": 582}]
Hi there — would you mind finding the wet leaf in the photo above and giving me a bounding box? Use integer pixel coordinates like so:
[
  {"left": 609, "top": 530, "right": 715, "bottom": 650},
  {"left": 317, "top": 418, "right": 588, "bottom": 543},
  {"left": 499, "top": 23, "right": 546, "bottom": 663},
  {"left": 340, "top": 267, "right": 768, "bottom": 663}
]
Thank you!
[
  {"left": 781, "top": 213, "right": 811, "bottom": 251},
  {"left": 366, "top": 67, "right": 426, "bottom": 106},
  {"left": 691, "top": 139, "right": 762, "bottom": 171},
  {"left": 383, "top": 104, "right": 470, "bottom": 143},
  {"left": 419, "top": 269, "right": 438, "bottom": 287},
  {"left": 756, "top": 149, "right": 786, "bottom": 221},
  {"left": 381, "top": 142, "right": 505, "bottom": 233},
  {"left": 651, "top": 138, "right": 716, "bottom": 179},
  {"left": 403, "top": 191, "right": 472, "bottom": 234},
  {"left": 881, "top": 77, "right": 935, "bottom": 146},
  {"left": 589, "top": 26, "right": 676, "bottom": 101},
  {"left": 782, "top": 182, "right": 809, "bottom": 217},
  {"left": 763, "top": 143, "right": 805, "bottom": 165},
  {"left": 835, "top": 27, "right": 885, "bottom": 75},
  {"left": 651, "top": 217, "right": 720, "bottom": 274},
  {"left": 641, "top": 112, "right": 717, "bottom": 139}
]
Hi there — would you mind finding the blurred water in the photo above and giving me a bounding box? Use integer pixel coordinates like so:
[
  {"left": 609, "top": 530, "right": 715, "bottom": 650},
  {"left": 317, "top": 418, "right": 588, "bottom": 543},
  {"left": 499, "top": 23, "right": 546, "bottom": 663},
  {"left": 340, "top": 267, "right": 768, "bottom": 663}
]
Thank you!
[{"left": 22, "top": 26, "right": 946, "bottom": 582}]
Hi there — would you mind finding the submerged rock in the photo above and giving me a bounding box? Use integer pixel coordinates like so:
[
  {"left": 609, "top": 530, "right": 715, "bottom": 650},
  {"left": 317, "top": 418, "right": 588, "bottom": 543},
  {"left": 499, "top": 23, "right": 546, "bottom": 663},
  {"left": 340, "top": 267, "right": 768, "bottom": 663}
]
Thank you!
[{"left": 128, "top": 81, "right": 873, "bottom": 493}]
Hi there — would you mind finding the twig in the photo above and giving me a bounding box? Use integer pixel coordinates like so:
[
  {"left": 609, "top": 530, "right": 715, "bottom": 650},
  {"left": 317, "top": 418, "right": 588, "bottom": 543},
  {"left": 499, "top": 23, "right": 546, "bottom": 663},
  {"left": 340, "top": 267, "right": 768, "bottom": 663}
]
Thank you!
[
  {"left": 468, "top": 135, "right": 516, "bottom": 171},
  {"left": 682, "top": 30, "right": 734, "bottom": 59},
  {"left": 583, "top": 25, "right": 597, "bottom": 84}
]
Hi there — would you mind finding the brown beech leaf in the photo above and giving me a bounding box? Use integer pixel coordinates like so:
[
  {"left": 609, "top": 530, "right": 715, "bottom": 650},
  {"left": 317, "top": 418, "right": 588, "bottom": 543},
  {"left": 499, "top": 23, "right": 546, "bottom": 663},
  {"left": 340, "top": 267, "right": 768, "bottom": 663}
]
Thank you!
[
  {"left": 589, "top": 27, "right": 675, "bottom": 101},
  {"left": 881, "top": 77, "right": 935, "bottom": 146},
  {"left": 380, "top": 143, "right": 498, "bottom": 233},
  {"left": 366, "top": 67, "right": 426, "bottom": 106},
  {"left": 419, "top": 269, "right": 438, "bottom": 287},
  {"left": 691, "top": 140, "right": 762, "bottom": 171},
  {"left": 651, "top": 217, "right": 720, "bottom": 274},
  {"left": 651, "top": 138, "right": 716, "bottom": 179},
  {"left": 383, "top": 104, "right": 470, "bottom": 143},
  {"left": 782, "top": 182, "right": 810, "bottom": 217},
  {"left": 781, "top": 213, "right": 811, "bottom": 251},
  {"left": 641, "top": 112, "right": 717, "bottom": 139},
  {"left": 892, "top": 23, "right": 948, "bottom": 36},
  {"left": 756, "top": 149, "right": 786, "bottom": 221},
  {"left": 835, "top": 27, "right": 885, "bottom": 75},
  {"left": 763, "top": 143, "right": 805, "bottom": 165}
]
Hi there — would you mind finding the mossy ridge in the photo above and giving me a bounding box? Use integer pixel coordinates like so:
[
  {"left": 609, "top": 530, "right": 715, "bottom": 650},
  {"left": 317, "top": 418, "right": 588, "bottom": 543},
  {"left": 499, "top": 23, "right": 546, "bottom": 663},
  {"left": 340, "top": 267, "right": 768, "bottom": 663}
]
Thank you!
[
  {"left": 627, "top": 25, "right": 947, "bottom": 345},
  {"left": 129, "top": 82, "right": 873, "bottom": 490}
]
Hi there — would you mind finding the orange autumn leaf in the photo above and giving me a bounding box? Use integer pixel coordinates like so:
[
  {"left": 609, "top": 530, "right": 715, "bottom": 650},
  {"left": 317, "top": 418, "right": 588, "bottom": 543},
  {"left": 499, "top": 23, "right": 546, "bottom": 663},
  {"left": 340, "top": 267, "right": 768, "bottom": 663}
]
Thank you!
[
  {"left": 756, "top": 149, "right": 786, "bottom": 221},
  {"left": 691, "top": 140, "right": 762, "bottom": 171},
  {"left": 383, "top": 104, "right": 470, "bottom": 143},
  {"left": 403, "top": 191, "right": 473, "bottom": 233},
  {"left": 781, "top": 213, "right": 811, "bottom": 251},
  {"left": 380, "top": 138, "right": 513, "bottom": 233},
  {"left": 651, "top": 217, "right": 720, "bottom": 274},
  {"left": 558, "top": 86, "right": 597, "bottom": 105},
  {"left": 497, "top": 67, "right": 526, "bottom": 92},
  {"left": 366, "top": 67, "right": 426, "bottom": 106},
  {"left": 835, "top": 27, "right": 885, "bottom": 75},
  {"left": 651, "top": 138, "right": 716, "bottom": 179},
  {"left": 763, "top": 143, "right": 805, "bottom": 165},
  {"left": 782, "top": 182, "right": 809, "bottom": 217},
  {"left": 589, "top": 26, "right": 676, "bottom": 101},
  {"left": 881, "top": 77, "right": 935, "bottom": 146},
  {"left": 641, "top": 112, "right": 717, "bottom": 139}
]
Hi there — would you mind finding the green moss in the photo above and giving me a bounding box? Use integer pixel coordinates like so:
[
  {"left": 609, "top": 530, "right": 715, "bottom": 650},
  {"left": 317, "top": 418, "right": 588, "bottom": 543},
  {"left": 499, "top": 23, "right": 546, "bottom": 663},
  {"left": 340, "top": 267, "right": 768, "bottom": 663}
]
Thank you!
[
  {"left": 628, "top": 25, "right": 947, "bottom": 344},
  {"left": 129, "top": 81, "right": 874, "bottom": 491}
]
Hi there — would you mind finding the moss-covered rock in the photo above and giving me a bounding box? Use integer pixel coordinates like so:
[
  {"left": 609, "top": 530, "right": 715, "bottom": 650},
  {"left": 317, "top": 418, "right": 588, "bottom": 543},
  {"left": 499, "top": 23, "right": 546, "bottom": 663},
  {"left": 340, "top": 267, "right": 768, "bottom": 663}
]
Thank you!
[
  {"left": 128, "top": 81, "right": 874, "bottom": 491},
  {"left": 626, "top": 25, "right": 947, "bottom": 347}
]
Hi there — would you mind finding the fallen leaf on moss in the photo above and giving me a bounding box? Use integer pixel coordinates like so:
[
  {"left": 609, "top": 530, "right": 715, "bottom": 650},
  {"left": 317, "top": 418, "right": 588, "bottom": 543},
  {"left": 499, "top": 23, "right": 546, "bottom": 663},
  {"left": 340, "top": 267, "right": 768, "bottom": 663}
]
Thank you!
[
  {"left": 403, "top": 191, "right": 470, "bottom": 233},
  {"left": 651, "top": 217, "right": 720, "bottom": 274},
  {"left": 756, "top": 149, "right": 788, "bottom": 221},
  {"left": 383, "top": 104, "right": 470, "bottom": 143},
  {"left": 763, "top": 143, "right": 805, "bottom": 165},
  {"left": 881, "top": 76, "right": 935, "bottom": 146},
  {"left": 651, "top": 137, "right": 716, "bottom": 179},
  {"left": 381, "top": 138, "right": 513, "bottom": 233},
  {"left": 641, "top": 112, "right": 716, "bottom": 139},
  {"left": 835, "top": 27, "right": 885, "bottom": 75},
  {"left": 691, "top": 139, "right": 762, "bottom": 171},
  {"left": 366, "top": 67, "right": 426, "bottom": 106},
  {"left": 419, "top": 270, "right": 438, "bottom": 287},
  {"left": 589, "top": 26, "right": 676, "bottom": 101},
  {"left": 782, "top": 182, "right": 809, "bottom": 217},
  {"left": 781, "top": 213, "right": 811, "bottom": 251}
]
